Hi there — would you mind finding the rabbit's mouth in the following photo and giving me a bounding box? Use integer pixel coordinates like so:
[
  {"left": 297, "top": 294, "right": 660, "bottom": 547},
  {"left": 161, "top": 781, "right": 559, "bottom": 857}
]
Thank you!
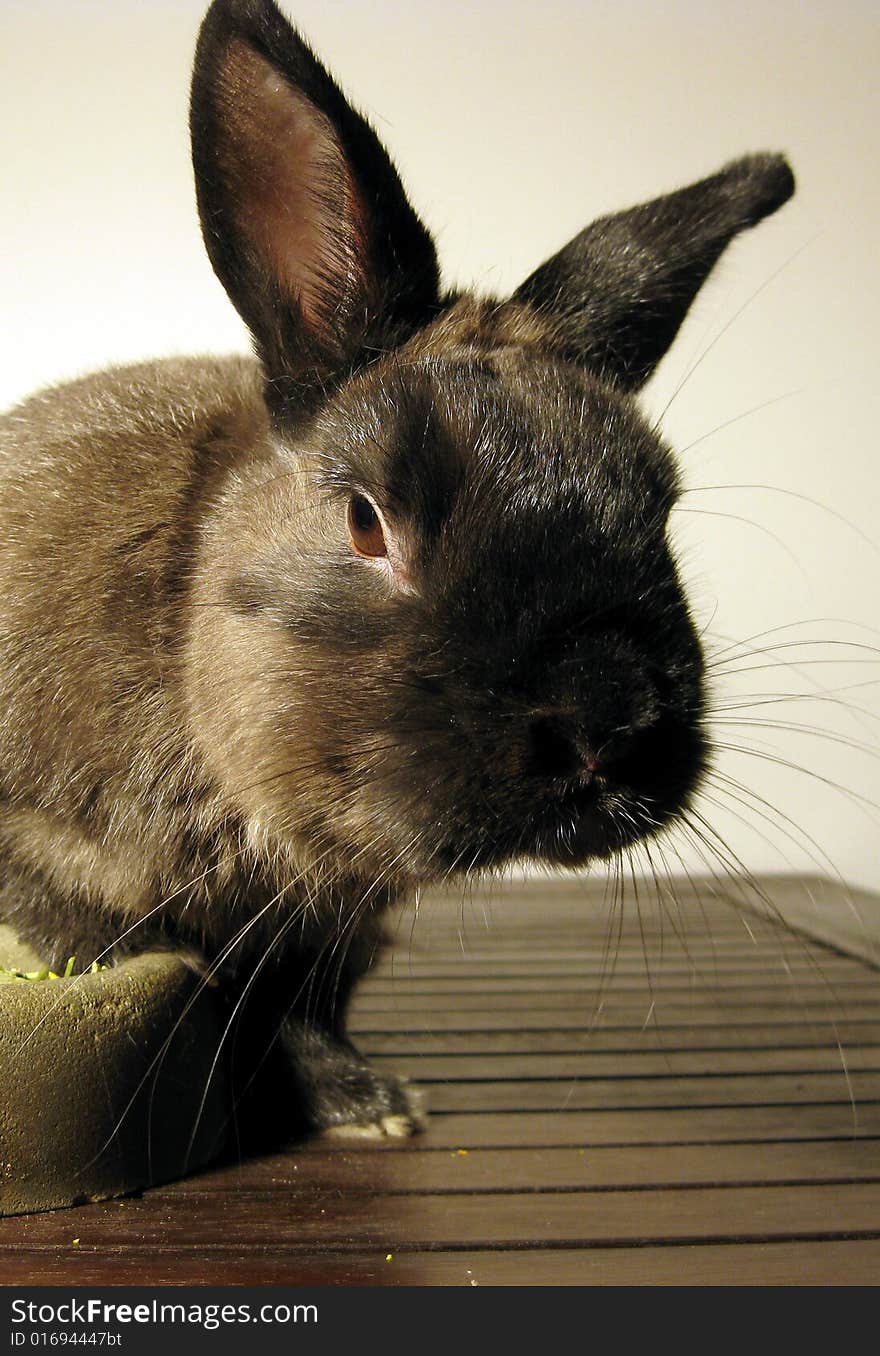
[
  {"left": 420, "top": 771, "right": 702, "bottom": 877},
  {"left": 415, "top": 707, "right": 708, "bottom": 875},
  {"left": 526, "top": 779, "right": 667, "bottom": 866},
  {"left": 527, "top": 712, "right": 708, "bottom": 866}
]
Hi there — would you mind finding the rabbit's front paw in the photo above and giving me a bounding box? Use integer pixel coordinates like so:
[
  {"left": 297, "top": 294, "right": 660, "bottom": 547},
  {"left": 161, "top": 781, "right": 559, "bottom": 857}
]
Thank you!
[
  {"left": 318, "top": 1072, "right": 426, "bottom": 1141},
  {"left": 283, "top": 1020, "right": 426, "bottom": 1139}
]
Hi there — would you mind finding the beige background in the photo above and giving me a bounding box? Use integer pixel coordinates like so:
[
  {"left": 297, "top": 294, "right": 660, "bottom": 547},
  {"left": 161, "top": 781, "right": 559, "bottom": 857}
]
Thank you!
[{"left": 3, "top": 0, "right": 879, "bottom": 892}]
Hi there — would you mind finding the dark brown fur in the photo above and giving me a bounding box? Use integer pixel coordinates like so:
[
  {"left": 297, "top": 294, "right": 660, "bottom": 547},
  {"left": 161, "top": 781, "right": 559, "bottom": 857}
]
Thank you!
[{"left": 0, "top": 0, "right": 795, "bottom": 1141}]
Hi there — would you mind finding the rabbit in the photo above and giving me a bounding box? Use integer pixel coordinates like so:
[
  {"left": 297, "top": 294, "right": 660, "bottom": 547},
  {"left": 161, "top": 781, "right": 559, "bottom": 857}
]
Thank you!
[{"left": 0, "top": 0, "right": 794, "bottom": 1142}]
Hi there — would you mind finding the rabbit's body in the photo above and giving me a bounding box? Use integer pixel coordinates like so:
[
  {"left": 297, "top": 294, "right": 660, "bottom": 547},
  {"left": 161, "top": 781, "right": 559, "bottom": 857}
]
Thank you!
[
  {"left": 0, "top": 352, "right": 412, "bottom": 1132},
  {"left": 0, "top": 0, "right": 796, "bottom": 1140},
  {"left": 0, "top": 355, "right": 270, "bottom": 958}
]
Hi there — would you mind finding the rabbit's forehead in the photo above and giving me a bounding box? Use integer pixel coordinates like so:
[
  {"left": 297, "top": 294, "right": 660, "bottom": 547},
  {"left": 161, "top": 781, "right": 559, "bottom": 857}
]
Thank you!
[
  {"left": 393, "top": 355, "right": 678, "bottom": 526},
  {"left": 327, "top": 346, "right": 678, "bottom": 517}
]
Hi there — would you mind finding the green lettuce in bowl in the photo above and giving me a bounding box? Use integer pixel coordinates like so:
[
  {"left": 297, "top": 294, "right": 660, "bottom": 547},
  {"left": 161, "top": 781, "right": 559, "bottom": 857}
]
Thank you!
[{"left": 0, "top": 957, "right": 105, "bottom": 983}]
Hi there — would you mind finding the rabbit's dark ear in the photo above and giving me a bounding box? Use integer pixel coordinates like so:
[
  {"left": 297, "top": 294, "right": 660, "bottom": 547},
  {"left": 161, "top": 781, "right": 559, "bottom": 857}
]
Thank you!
[
  {"left": 190, "top": 0, "right": 439, "bottom": 410},
  {"left": 513, "top": 155, "right": 795, "bottom": 391}
]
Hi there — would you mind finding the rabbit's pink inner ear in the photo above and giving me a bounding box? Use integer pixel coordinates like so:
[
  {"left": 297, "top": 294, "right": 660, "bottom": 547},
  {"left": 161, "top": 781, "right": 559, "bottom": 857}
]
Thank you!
[{"left": 215, "top": 39, "right": 369, "bottom": 344}]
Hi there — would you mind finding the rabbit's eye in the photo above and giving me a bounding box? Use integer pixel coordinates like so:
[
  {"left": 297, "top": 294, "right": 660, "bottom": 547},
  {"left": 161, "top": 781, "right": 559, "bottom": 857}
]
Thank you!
[{"left": 347, "top": 493, "right": 387, "bottom": 558}]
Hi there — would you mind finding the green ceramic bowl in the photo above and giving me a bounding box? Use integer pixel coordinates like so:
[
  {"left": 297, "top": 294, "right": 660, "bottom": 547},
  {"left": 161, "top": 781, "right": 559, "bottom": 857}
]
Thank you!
[{"left": 0, "top": 926, "right": 231, "bottom": 1216}]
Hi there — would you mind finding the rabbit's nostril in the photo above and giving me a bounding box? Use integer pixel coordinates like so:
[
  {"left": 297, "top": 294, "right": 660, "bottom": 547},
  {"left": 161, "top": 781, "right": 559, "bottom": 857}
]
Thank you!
[{"left": 526, "top": 717, "right": 593, "bottom": 782}]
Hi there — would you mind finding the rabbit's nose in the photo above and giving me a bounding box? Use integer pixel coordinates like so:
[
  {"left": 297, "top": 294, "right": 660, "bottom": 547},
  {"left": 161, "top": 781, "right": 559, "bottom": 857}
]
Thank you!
[{"left": 525, "top": 715, "right": 606, "bottom": 782}]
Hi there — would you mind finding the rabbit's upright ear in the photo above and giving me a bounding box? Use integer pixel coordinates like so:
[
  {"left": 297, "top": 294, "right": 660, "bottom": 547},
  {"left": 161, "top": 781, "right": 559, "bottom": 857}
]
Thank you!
[
  {"left": 191, "top": 0, "right": 439, "bottom": 410},
  {"left": 513, "top": 155, "right": 794, "bottom": 391}
]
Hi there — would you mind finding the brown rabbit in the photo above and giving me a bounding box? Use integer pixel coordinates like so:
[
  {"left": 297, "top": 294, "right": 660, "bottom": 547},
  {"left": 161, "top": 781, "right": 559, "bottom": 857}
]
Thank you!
[{"left": 0, "top": 0, "right": 794, "bottom": 1139}]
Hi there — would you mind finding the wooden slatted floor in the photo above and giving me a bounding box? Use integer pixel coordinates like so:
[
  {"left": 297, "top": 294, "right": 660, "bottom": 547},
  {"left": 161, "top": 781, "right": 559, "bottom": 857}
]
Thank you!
[{"left": 2, "top": 874, "right": 880, "bottom": 1285}]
